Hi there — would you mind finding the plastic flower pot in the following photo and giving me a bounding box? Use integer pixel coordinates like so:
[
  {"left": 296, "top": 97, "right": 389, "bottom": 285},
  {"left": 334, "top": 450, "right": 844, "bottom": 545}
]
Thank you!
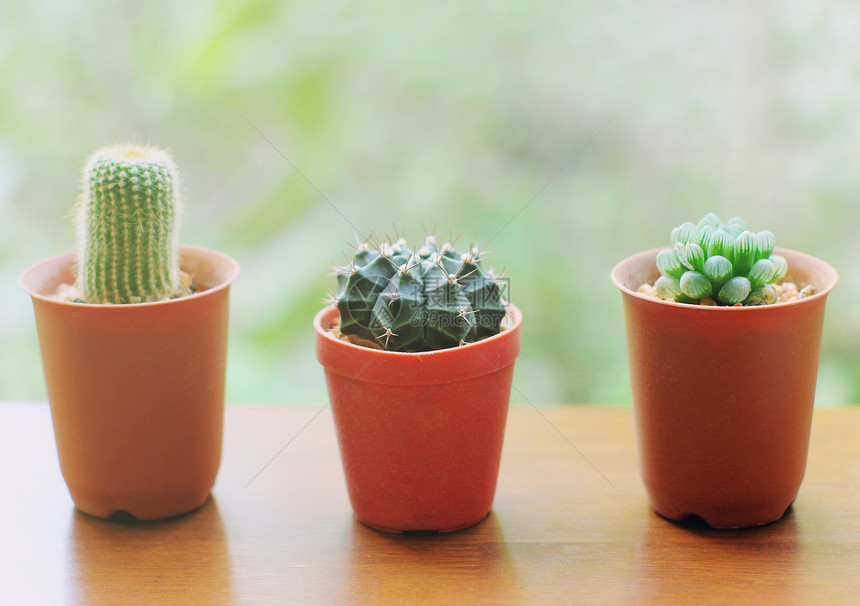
[
  {"left": 20, "top": 245, "right": 240, "bottom": 521},
  {"left": 314, "top": 304, "right": 522, "bottom": 533},
  {"left": 611, "top": 247, "right": 837, "bottom": 528}
]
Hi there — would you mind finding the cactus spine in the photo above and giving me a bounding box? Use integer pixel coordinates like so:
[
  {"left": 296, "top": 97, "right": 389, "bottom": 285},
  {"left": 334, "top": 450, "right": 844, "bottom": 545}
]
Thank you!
[
  {"left": 333, "top": 235, "right": 507, "bottom": 352},
  {"left": 76, "top": 145, "right": 189, "bottom": 304}
]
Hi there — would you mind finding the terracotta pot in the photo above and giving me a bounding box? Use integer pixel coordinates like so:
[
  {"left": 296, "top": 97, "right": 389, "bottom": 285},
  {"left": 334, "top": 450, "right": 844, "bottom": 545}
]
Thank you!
[
  {"left": 314, "top": 304, "right": 522, "bottom": 532},
  {"left": 20, "top": 245, "right": 240, "bottom": 521},
  {"left": 611, "top": 247, "right": 838, "bottom": 528}
]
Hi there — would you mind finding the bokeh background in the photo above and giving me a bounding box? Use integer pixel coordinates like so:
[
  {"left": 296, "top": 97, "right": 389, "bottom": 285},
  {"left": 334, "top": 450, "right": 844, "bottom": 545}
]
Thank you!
[{"left": 2, "top": 1, "right": 858, "bottom": 405}]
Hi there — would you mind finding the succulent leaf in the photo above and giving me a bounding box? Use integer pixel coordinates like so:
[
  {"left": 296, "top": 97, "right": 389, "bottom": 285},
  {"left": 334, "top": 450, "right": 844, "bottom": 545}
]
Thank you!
[
  {"left": 684, "top": 242, "right": 706, "bottom": 273},
  {"left": 770, "top": 254, "right": 788, "bottom": 283},
  {"left": 755, "top": 230, "right": 775, "bottom": 261},
  {"left": 679, "top": 222, "right": 697, "bottom": 244},
  {"left": 674, "top": 242, "right": 693, "bottom": 270},
  {"left": 733, "top": 231, "right": 757, "bottom": 276},
  {"left": 748, "top": 258, "right": 775, "bottom": 287},
  {"left": 656, "top": 248, "right": 685, "bottom": 279},
  {"left": 718, "top": 276, "right": 751, "bottom": 305},
  {"left": 726, "top": 216, "right": 747, "bottom": 238},
  {"left": 707, "top": 228, "right": 735, "bottom": 263},
  {"left": 703, "top": 255, "right": 732, "bottom": 288},
  {"left": 655, "top": 275, "right": 682, "bottom": 301},
  {"left": 680, "top": 270, "right": 713, "bottom": 299},
  {"left": 696, "top": 213, "right": 721, "bottom": 231},
  {"left": 696, "top": 224, "right": 715, "bottom": 251},
  {"left": 747, "top": 284, "right": 777, "bottom": 305}
]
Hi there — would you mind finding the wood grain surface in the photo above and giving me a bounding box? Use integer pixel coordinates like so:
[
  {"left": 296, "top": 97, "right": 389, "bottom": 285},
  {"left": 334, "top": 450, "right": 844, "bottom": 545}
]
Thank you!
[{"left": 1, "top": 402, "right": 858, "bottom": 605}]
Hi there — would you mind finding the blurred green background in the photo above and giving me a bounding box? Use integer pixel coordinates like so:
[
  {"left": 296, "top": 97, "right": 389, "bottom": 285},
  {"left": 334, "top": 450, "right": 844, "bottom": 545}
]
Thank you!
[{"left": 1, "top": 1, "right": 857, "bottom": 405}]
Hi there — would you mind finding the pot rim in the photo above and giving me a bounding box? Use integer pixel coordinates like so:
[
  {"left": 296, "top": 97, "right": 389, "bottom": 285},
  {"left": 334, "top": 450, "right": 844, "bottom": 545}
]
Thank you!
[
  {"left": 314, "top": 303, "right": 522, "bottom": 384},
  {"left": 314, "top": 303, "right": 522, "bottom": 356},
  {"left": 19, "top": 245, "right": 240, "bottom": 309},
  {"left": 610, "top": 247, "right": 838, "bottom": 312}
]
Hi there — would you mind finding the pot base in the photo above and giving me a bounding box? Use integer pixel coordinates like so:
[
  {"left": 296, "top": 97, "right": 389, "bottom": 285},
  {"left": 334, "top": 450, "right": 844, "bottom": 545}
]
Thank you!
[
  {"left": 71, "top": 489, "right": 212, "bottom": 522},
  {"left": 650, "top": 501, "right": 793, "bottom": 529},
  {"left": 356, "top": 511, "right": 491, "bottom": 534}
]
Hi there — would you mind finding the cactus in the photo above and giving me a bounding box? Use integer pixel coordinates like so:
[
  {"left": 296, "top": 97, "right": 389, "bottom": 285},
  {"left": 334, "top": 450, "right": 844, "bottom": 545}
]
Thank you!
[
  {"left": 655, "top": 214, "right": 788, "bottom": 306},
  {"left": 75, "top": 145, "right": 190, "bottom": 304},
  {"left": 332, "top": 235, "right": 507, "bottom": 351}
]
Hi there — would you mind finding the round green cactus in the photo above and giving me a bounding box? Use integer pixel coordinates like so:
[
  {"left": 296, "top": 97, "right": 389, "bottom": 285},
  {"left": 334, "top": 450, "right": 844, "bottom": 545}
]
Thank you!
[
  {"left": 655, "top": 214, "right": 787, "bottom": 306},
  {"left": 332, "top": 235, "right": 507, "bottom": 351},
  {"left": 76, "top": 145, "right": 190, "bottom": 304}
]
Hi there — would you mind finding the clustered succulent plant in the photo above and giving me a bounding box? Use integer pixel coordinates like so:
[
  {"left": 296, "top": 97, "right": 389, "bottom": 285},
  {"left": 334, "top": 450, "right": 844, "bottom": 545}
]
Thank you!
[
  {"left": 332, "top": 235, "right": 507, "bottom": 351},
  {"left": 655, "top": 213, "right": 788, "bottom": 306},
  {"left": 76, "top": 145, "right": 190, "bottom": 304}
]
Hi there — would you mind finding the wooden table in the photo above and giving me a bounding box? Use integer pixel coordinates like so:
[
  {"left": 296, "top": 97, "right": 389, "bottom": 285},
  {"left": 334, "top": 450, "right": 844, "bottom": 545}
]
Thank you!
[{"left": 2, "top": 403, "right": 858, "bottom": 605}]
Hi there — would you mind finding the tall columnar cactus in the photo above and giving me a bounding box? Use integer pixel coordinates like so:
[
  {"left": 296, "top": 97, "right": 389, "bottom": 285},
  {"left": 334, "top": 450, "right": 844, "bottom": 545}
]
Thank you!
[
  {"left": 76, "top": 145, "right": 190, "bottom": 304},
  {"left": 333, "top": 235, "right": 507, "bottom": 351},
  {"left": 655, "top": 213, "right": 788, "bottom": 306}
]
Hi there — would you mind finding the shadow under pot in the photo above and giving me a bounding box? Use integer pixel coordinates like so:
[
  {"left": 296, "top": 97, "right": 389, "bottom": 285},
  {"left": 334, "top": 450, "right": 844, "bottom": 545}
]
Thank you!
[
  {"left": 314, "top": 304, "right": 522, "bottom": 533},
  {"left": 611, "top": 247, "right": 837, "bottom": 529},
  {"left": 20, "top": 245, "right": 240, "bottom": 521}
]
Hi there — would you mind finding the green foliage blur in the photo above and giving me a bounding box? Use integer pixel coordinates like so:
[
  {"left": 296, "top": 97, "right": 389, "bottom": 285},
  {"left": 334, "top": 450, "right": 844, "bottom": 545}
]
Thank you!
[{"left": 1, "top": 2, "right": 857, "bottom": 405}]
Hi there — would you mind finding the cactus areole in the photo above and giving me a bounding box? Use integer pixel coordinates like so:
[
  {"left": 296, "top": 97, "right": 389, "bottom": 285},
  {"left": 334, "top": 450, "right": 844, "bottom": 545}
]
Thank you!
[
  {"left": 332, "top": 236, "right": 508, "bottom": 352},
  {"left": 76, "top": 145, "right": 190, "bottom": 304}
]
